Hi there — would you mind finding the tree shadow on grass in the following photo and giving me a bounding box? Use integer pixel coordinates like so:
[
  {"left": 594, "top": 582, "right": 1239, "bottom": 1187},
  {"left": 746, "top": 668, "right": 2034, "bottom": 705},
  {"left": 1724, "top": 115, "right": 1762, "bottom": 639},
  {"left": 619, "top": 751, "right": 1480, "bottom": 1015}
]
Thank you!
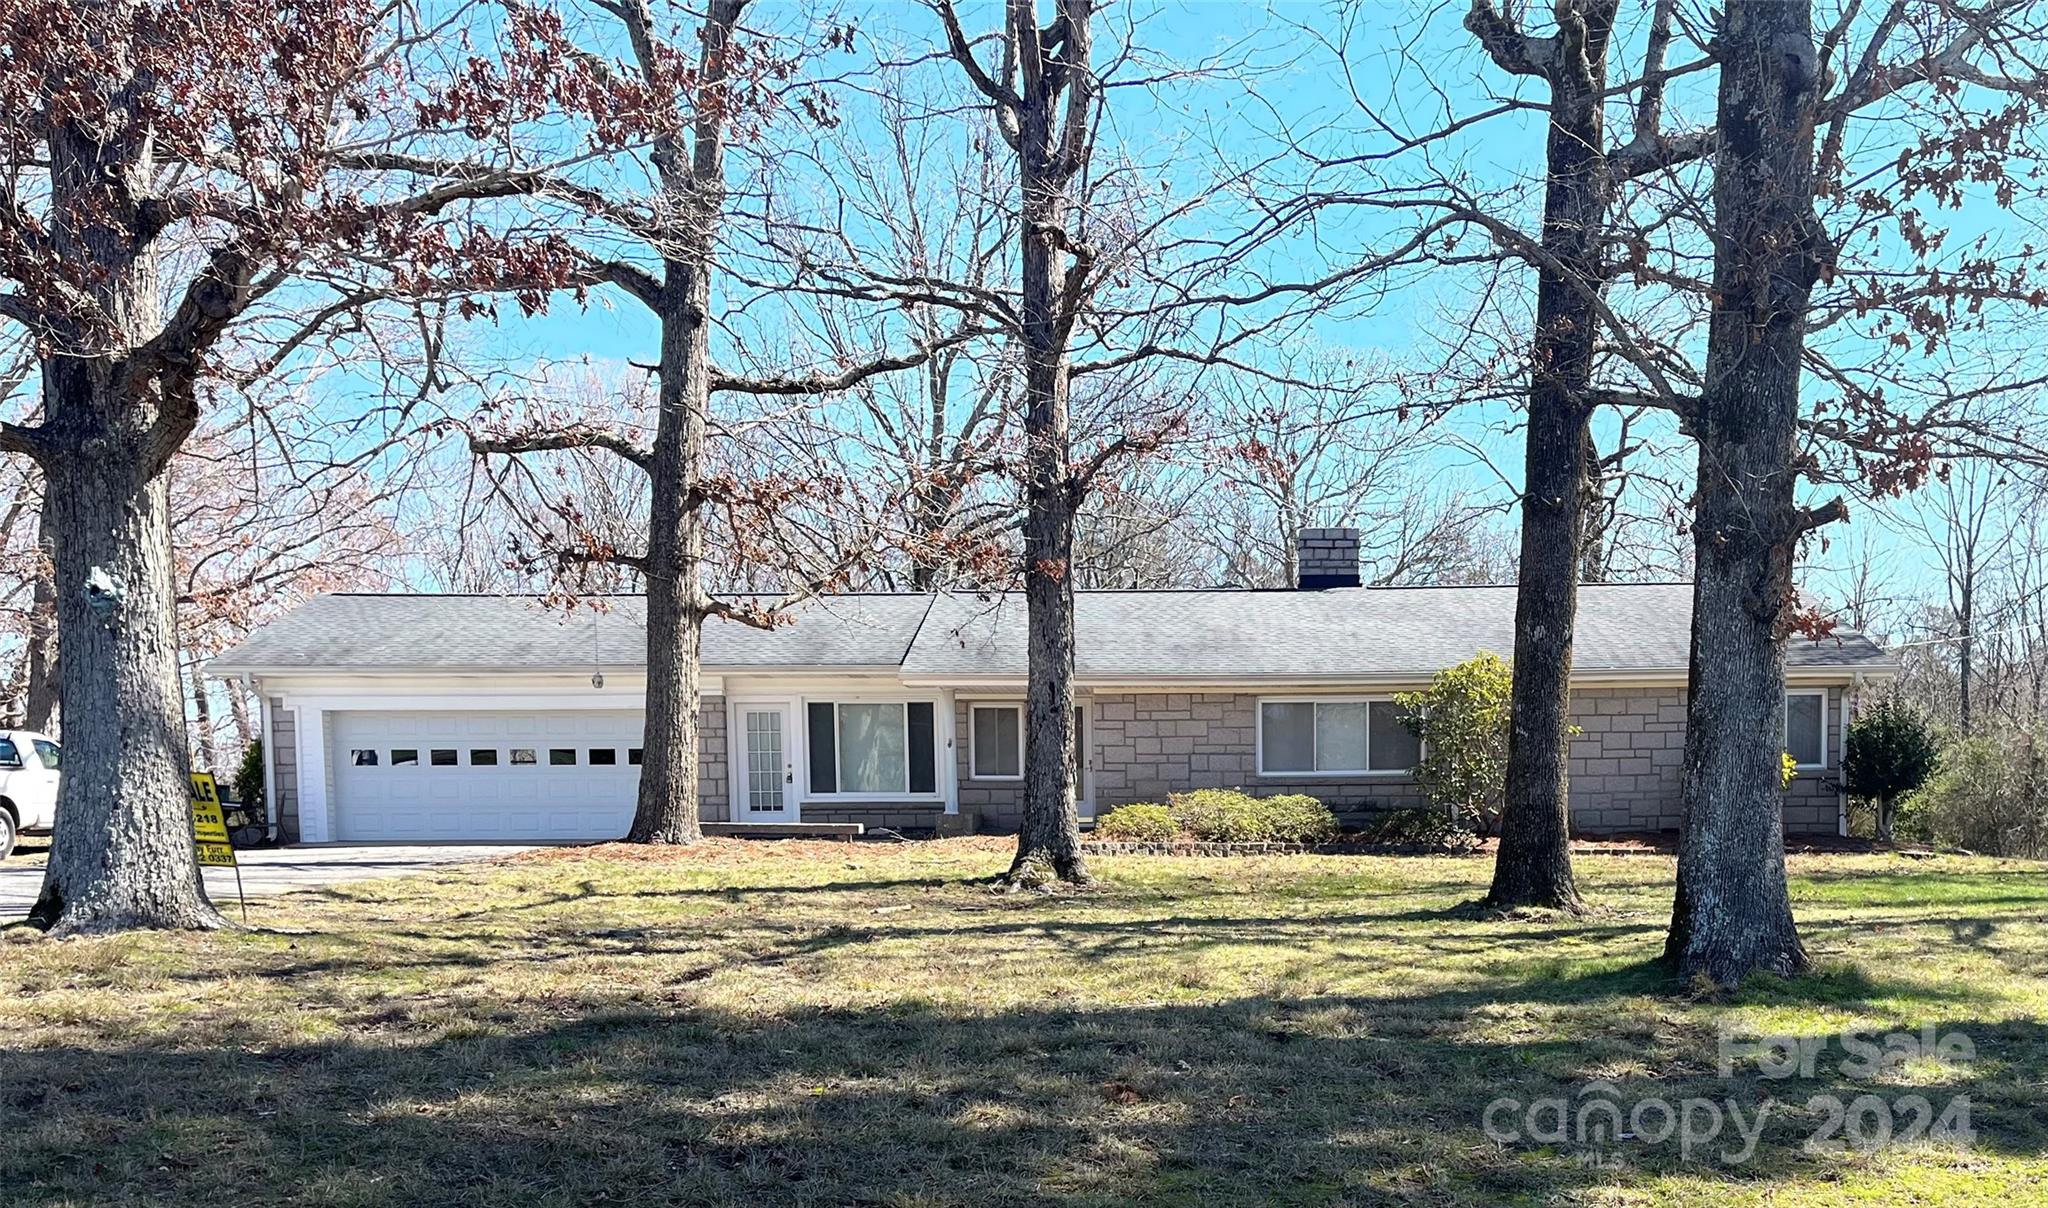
[{"left": 5, "top": 963, "right": 2039, "bottom": 1207}]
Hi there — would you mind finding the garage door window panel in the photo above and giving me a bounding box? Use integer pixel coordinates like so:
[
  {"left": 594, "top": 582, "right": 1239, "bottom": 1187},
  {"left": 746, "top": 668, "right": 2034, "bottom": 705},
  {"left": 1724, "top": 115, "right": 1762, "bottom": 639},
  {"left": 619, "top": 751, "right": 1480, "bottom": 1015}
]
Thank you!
[
  {"left": 590, "top": 748, "right": 617, "bottom": 765},
  {"left": 351, "top": 749, "right": 379, "bottom": 767},
  {"left": 469, "top": 749, "right": 498, "bottom": 766},
  {"left": 511, "top": 748, "right": 536, "bottom": 765},
  {"left": 391, "top": 749, "right": 418, "bottom": 766},
  {"left": 549, "top": 749, "right": 576, "bottom": 766},
  {"left": 430, "top": 749, "right": 457, "bottom": 767}
]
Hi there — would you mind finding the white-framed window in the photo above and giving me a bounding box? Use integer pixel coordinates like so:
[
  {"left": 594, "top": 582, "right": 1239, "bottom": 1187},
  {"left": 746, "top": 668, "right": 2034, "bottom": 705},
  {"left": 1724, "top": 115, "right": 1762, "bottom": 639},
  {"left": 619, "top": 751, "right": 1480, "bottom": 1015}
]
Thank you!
[
  {"left": 1257, "top": 697, "right": 1419, "bottom": 776},
  {"left": 1786, "top": 689, "right": 1827, "bottom": 769},
  {"left": 805, "top": 699, "right": 940, "bottom": 797},
  {"left": 969, "top": 704, "right": 1024, "bottom": 780}
]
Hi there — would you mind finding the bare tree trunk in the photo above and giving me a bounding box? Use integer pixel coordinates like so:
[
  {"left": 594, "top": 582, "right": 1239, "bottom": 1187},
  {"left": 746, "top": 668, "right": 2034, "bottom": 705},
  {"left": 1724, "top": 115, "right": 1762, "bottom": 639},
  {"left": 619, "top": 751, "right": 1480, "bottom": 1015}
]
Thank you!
[
  {"left": 1480, "top": 0, "right": 1617, "bottom": 914},
  {"left": 1958, "top": 562, "right": 1975, "bottom": 734},
  {"left": 186, "top": 650, "right": 223, "bottom": 775},
  {"left": 1001, "top": 0, "right": 1094, "bottom": 888},
  {"left": 1665, "top": 0, "right": 1826, "bottom": 986},
  {"left": 226, "top": 679, "right": 255, "bottom": 751},
  {"left": 621, "top": 0, "right": 738, "bottom": 845},
  {"left": 23, "top": 518, "right": 58, "bottom": 734},
  {"left": 31, "top": 433, "right": 222, "bottom": 932}
]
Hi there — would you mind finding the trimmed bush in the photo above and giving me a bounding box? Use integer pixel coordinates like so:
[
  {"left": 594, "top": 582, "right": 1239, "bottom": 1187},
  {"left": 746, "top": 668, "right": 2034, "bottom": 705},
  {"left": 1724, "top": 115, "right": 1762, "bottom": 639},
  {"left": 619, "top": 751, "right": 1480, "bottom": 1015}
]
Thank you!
[
  {"left": 1257, "top": 793, "right": 1342, "bottom": 844},
  {"left": 1094, "top": 790, "right": 1342, "bottom": 845},
  {"left": 1168, "top": 788, "right": 1273, "bottom": 841},
  {"left": 1095, "top": 802, "right": 1178, "bottom": 842}
]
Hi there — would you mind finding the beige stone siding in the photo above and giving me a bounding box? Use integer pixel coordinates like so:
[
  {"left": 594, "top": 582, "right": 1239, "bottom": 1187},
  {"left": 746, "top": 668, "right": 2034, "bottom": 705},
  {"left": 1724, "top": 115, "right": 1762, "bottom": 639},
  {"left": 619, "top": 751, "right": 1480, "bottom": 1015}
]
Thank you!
[
  {"left": 696, "top": 694, "right": 731, "bottom": 822},
  {"left": 1089, "top": 692, "right": 1427, "bottom": 822},
  {"left": 955, "top": 686, "right": 1845, "bottom": 838},
  {"left": 956, "top": 699, "right": 1026, "bottom": 832},
  {"left": 269, "top": 697, "right": 300, "bottom": 842}
]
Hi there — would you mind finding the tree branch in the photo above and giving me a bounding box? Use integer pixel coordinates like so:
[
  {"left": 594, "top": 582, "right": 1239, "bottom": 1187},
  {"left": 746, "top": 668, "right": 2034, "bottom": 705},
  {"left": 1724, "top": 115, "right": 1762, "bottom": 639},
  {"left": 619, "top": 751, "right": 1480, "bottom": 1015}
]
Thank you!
[{"left": 470, "top": 427, "right": 654, "bottom": 473}]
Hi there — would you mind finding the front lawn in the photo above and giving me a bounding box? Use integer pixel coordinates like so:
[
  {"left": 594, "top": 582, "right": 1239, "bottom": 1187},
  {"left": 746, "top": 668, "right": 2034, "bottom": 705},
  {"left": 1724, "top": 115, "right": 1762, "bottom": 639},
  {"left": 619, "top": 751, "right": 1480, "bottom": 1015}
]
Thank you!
[{"left": 2, "top": 840, "right": 2044, "bottom": 1206}]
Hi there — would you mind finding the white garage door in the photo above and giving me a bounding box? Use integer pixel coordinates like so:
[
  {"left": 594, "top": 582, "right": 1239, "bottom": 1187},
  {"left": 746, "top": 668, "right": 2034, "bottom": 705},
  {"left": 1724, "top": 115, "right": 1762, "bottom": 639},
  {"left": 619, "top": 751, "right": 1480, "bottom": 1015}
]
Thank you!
[{"left": 330, "top": 710, "right": 646, "bottom": 841}]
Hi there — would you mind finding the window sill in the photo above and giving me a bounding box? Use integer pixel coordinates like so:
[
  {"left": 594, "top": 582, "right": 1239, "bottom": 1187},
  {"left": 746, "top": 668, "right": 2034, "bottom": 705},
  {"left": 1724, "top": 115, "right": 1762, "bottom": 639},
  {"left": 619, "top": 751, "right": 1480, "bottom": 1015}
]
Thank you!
[
  {"left": 1256, "top": 770, "right": 1414, "bottom": 780},
  {"left": 968, "top": 774, "right": 1024, "bottom": 783}
]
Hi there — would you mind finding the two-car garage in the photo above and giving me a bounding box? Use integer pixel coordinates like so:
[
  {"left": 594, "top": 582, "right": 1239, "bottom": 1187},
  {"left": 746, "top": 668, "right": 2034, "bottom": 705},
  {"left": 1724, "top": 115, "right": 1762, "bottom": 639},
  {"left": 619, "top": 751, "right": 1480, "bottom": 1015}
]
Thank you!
[{"left": 328, "top": 710, "right": 646, "bottom": 842}]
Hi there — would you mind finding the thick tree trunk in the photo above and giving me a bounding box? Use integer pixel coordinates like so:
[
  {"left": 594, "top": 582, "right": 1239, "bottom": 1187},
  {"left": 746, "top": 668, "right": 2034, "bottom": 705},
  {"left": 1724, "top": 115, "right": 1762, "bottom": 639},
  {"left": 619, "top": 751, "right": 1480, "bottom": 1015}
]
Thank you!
[
  {"left": 627, "top": 565, "right": 706, "bottom": 844},
  {"left": 31, "top": 434, "right": 223, "bottom": 932},
  {"left": 1483, "top": 1, "right": 1617, "bottom": 914},
  {"left": 23, "top": 519, "right": 58, "bottom": 734},
  {"left": 619, "top": 0, "right": 736, "bottom": 846},
  {"left": 1003, "top": 0, "right": 1093, "bottom": 888},
  {"left": 622, "top": 280, "right": 716, "bottom": 846},
  {"left": 1665, "top": 0, "right": 1824, "bottom": 986}
]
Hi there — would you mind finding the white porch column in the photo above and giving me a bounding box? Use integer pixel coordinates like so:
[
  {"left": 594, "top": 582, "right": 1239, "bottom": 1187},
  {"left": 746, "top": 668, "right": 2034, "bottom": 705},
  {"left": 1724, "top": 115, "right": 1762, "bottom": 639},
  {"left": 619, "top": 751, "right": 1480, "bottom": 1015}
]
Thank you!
[{"left": 294, "top": 704, "right": 331, "bottom": 843}]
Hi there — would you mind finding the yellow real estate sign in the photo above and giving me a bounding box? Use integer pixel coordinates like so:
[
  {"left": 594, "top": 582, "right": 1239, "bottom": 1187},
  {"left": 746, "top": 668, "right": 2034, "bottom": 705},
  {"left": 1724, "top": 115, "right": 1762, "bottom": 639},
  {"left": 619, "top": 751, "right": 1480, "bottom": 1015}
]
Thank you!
[{"left": 189, "top": 772, "right": 238, "bottom": 868}]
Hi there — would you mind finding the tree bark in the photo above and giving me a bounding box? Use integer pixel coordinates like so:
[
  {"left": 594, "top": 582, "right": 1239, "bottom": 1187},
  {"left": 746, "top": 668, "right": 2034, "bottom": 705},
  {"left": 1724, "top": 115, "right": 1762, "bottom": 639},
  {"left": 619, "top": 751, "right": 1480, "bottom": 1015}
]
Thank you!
[
  {"left": 620, "top": 0, "right": 738, "bottom": 845},
  {"left": 31, "top": 434, "right": 223, "bottom": 932},
  {"left": 1001, "top": 0, "right": 1094, "bottom": 889},
  {"left": 1482, "top": 0, "right": 1617, "bottom": 914},
  {"left": 1665, "top": 0, "right": 1824, "bottom": 986}
]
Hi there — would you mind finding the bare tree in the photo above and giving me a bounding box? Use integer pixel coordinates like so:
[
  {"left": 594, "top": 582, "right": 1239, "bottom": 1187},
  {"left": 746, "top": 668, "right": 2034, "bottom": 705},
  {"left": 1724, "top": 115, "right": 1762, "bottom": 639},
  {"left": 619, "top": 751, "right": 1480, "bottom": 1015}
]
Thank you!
[
  {"left": 0, "top": 0, "right": 624, "bottom": 932},
  {"left": 462, "top": 0, "right": 958, "bottom": 845}
]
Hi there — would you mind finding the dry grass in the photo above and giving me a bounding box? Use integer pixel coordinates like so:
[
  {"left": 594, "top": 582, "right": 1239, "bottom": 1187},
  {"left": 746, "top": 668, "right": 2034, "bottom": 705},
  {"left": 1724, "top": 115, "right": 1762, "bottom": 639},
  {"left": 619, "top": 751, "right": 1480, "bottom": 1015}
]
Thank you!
[{"left": 2, "top": 841, "right": 2044, "bottom": 1206}]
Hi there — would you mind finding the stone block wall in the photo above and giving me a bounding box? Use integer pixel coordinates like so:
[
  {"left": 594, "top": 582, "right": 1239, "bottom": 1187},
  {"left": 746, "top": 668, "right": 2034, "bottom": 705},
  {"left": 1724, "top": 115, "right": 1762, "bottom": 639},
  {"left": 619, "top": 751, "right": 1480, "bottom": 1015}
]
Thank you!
[
  {"left": 696, "top": 694, "right": 731, "bottom": 822},
  {"left": 957, "top": 686, "right": 1845, "bottom": 837},
  {"left": 1089, "top": 692, "right": 1428, "bottom": 825},
  {"left": 956, "top": 698, "right": 1026, "bottom": 832}
]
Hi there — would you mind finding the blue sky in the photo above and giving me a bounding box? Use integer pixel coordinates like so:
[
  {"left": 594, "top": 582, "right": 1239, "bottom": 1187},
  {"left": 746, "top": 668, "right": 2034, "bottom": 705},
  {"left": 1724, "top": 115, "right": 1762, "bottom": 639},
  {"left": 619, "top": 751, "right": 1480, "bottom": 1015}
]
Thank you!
[{"left": 423, "top": 0, "right": 2046, "bottom": 635}]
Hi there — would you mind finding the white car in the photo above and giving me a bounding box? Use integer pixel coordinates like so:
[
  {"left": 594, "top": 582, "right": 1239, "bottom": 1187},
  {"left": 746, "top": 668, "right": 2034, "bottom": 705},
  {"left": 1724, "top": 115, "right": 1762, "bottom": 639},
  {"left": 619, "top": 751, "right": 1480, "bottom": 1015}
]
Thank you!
[{"left": 0, "top": 729, "right": 60, "bottom": 859}]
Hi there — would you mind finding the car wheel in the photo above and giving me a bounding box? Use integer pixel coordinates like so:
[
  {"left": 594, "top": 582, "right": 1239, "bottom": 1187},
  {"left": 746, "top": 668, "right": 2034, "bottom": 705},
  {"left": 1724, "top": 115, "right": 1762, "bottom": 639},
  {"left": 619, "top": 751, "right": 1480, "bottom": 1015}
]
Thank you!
[{"left": 0, "top": 810, "right": 16, "bottom": 861}]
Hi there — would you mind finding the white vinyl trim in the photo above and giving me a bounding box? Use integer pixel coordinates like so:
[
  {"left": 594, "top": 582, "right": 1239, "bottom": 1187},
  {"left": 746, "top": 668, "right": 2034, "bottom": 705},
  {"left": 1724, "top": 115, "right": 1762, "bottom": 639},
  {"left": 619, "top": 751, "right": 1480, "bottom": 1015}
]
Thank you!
[
  {"left": 1786, "top": 688, "right": 1829, "bottom": 770},
  {"left": 965, "top": 702, "right": 1024, "bottom": 781}
]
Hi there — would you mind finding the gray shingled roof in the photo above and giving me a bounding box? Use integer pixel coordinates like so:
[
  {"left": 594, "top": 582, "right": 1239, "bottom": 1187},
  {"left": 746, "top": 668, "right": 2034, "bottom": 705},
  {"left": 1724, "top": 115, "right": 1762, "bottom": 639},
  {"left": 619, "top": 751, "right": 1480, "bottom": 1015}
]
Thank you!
[
  {"left": 208, "top": 593, "right": 931, "bottom": 672},
  {"left": 902, "top": 584, "right": 1893, "bottom": 678},
  {"left": 209, "top": 584, "right": 1895, "bottom": 678}
]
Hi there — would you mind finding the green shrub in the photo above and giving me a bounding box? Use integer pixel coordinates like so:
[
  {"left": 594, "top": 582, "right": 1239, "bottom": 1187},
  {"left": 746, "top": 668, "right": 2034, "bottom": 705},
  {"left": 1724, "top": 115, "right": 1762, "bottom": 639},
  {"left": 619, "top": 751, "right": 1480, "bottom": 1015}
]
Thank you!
[
  {"left": 1906, "top": 734, "right": 2048, "bottom": 857},
  {"left": 1256, "top": 793, "right": 1342, "bottom": 844},
  {"left": 1355, "top": 806, "right": 1481, "bottom": 851},
  {"left": 1095, "top": 802, "right": 1178, "bottom": 842},
  {"left": 1168, "top": 788, "right": 1273, "bottom": 841},
  {"left": 1097, "top": 790, "right": 1342, "bottom": 845},
  {"left": 1841, "top": 698, "right": 1939, "bottom": 842},
  {"left": 1395, "top": 652, "right": 1511, "bottom": 833},
  {"left": 233, "top": 738, "right": 265, "bottom": 811}
]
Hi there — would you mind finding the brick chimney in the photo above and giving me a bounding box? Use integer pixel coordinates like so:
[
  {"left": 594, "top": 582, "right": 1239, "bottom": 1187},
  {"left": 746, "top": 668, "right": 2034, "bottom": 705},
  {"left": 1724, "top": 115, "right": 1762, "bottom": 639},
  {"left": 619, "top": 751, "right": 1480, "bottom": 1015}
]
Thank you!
[{"left": 1295, "top": 527, "right": 1362, "bottom": 589}]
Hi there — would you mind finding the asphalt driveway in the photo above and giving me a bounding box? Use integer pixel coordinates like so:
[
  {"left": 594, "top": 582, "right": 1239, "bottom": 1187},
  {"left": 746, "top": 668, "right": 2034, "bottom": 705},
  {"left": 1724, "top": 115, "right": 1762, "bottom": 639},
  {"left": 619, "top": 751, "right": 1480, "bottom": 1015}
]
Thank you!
[{"left": 0, "top": 843, "right": 532, "bottom": 922}]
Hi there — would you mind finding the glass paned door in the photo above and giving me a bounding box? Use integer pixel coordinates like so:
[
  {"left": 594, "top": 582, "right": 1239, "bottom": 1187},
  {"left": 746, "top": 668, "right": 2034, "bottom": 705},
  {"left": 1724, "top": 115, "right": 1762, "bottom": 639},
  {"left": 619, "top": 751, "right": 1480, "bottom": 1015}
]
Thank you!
[{"left": 739, "top": 703, "right": 796, "bottom": 820}]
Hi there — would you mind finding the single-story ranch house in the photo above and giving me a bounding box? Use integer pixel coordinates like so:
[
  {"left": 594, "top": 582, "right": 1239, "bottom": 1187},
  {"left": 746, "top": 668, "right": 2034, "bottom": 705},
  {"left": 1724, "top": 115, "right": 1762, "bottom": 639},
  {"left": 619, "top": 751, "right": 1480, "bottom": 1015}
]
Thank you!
[{"left": 209, "top": 530, "right": 1897, "bottom": 844}]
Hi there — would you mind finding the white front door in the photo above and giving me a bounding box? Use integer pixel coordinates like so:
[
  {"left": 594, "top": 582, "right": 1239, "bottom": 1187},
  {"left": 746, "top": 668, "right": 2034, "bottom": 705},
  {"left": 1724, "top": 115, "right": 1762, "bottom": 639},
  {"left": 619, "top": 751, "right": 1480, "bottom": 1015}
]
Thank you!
[{"left": 733, "top": 701, "right": 799, "bottom": 822}]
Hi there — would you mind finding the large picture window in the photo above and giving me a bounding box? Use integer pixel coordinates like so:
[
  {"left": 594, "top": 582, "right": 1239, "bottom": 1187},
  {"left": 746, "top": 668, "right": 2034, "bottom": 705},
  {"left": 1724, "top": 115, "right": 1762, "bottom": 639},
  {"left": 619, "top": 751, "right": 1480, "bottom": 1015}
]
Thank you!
[
  {"left": 1786, "top": 690, "right": 1827, "bottom": 769},
  {"left": 1258, "top": 698, "right": 1418, "bottom": 775},
  {"left": 806, "top": 701, "right": 938, "bottom": 796}
]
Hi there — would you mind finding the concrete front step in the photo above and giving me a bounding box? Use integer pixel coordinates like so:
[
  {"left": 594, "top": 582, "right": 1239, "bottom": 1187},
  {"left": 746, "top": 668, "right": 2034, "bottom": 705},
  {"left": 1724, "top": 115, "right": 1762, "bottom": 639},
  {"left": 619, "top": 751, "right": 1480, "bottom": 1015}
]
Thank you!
[{"left": 702, "top": 821, "right": 865, "bottom": 840}]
